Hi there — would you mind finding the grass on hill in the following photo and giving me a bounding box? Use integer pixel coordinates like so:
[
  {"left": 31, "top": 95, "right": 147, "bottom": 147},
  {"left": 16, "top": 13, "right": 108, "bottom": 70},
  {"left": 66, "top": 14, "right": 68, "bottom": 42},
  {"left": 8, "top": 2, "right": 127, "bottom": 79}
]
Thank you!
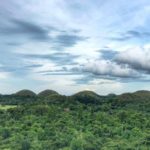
[{"left": 0, "top": 105, "right": 17, "bottom": 110}]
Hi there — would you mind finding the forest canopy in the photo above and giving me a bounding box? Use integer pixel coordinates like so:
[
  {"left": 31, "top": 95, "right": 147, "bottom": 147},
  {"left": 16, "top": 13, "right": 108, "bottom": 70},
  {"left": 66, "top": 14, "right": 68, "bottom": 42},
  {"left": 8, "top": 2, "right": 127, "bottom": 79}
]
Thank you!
[{"left": 0, "top": 90, "right": 150, "bottom": 150}]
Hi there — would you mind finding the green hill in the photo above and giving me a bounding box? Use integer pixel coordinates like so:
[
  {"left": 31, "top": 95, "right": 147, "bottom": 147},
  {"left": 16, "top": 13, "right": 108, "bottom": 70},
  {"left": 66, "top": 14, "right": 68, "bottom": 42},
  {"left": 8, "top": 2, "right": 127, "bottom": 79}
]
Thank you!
[
  {"left": 38, "top": 89, "right": 59, "bottom": 98},
  {"left": 133, "top": 90, "right": 150, "bottom": 98},
  {"left": 117, "top": 90, "right": 150, "bottom": 102},
  {"left": 72, "top": 90, "right": 104, "bottom": 104},
  {"left": 14, "top": 89, "right": 36, "bottom": 97}
]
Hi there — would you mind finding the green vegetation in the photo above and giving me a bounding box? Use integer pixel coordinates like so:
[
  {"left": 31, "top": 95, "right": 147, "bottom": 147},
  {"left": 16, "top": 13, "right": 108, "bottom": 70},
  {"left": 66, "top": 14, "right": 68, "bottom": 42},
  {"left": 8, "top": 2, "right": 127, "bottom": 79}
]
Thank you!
[
  {"left": 38, "top": 90, "right": 59, "bottom": 98},
  {"left": 72, "top": 90, "right": 105, "bottom": 104},
  {"left": 0, "top": 105, "right": 17, "bottom": 110},
  {"left": 14, "top": 90, "right": 36, "bottom": 97},
  {"left": 0, "top": 90, "right": 150, "bottom": 150}
]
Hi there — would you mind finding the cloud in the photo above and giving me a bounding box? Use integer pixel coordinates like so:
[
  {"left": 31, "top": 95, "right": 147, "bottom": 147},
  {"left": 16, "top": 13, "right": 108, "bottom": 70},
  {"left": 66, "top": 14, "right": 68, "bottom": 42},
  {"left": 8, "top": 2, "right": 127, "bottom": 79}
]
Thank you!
[
  {"left": 0, "top": 16, "right": 86, "bottom": 48},
  {"left": 5, "top": 42, "right": 21, "bottom": 46},
  {"left": 0, "top": 18, "right": 51, "bottom": 41},
  {"left": 53, "top": 34, "right": 87, "bottom": 48},
  {"left": 127, "top": 30, "right": 150, "bottom": 38},
  {"left": 0, "top": 14, "right": 87, "bottom": 77},
  {"left": 77, "top": 59, "right": 139, "bottom": 78},
  {"left": 110, "top": 29, "right": 150, "bottom": 42},
  {"left": 42, "top": 72, "right": 80, "bottom": 76},
  {"left": 73, "top": 75, "right": 94, "bottom": 85},
  {"left": 77, "top": 46, "right": 150, "bottom": 81},
  {"left": 98, "top": 48, "right": 118, "bottom": 60},
  {"left": 25, "top": 64, "right": 43, "bottom": 69},
  {"left": 115, "top": 46, "right": 150, "bottom": 72},
  {"left": 21, "top": 52, "right": 79, "bottom": 66}
]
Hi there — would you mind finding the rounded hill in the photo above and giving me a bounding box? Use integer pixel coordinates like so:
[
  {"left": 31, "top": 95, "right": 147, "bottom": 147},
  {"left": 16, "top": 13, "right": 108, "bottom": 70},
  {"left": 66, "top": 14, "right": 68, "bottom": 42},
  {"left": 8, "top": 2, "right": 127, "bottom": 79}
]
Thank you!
[
  {"left": 117, "top": 90, "right": 150, "bottom": 104},
  {"left": 72, "top": 90, "right": 102, "bottom": 104},
  {"left": 38, "top": 89, "right": 59, "bottom": 98},
  {"left": 15, "top": 90, "right": 36, "bottom": 97}
]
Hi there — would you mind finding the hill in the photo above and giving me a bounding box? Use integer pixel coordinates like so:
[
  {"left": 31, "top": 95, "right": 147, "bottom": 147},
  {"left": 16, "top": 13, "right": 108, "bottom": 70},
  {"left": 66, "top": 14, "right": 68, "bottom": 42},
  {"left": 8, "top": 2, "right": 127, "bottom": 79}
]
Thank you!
[
  {"left": 14, "top": 89, "right": 36, "bottom": 97},
  {"left": 38, "top": 89, "right": 59, "bottom": 98},
  {"left": 72, "top": 90, "right": 105, "bottom": 104},
  {"left": 117, "top": 90, "right": 150, "bottom": 102}
]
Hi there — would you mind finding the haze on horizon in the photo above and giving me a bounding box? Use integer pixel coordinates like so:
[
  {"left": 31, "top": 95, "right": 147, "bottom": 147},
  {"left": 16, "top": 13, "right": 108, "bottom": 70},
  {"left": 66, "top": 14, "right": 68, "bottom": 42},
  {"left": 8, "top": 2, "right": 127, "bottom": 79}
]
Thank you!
[{"left": 0, "top": 0, "right": 150, "bottom": 95}]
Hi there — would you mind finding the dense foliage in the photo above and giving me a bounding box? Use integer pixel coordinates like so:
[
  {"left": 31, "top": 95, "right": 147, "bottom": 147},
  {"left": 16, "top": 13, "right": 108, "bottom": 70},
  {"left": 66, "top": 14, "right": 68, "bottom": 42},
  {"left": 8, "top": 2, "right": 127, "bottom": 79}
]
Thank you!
[
  {"left": 14, "top": 90, "right": 36, "bottom": 97},
  {"left": 0, "top": 90, "right": 150, "bottom": 150},
  {"left": 38, "top": 90, "right": 59, "bottom": 98}
]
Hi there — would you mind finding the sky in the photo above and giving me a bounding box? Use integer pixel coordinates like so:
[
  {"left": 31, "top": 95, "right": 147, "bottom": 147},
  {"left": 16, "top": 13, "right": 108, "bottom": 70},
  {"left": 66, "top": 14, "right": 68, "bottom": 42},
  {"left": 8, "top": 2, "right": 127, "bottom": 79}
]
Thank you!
[{"left": 0, "top": 0, "right": 150, "bottom": 95}]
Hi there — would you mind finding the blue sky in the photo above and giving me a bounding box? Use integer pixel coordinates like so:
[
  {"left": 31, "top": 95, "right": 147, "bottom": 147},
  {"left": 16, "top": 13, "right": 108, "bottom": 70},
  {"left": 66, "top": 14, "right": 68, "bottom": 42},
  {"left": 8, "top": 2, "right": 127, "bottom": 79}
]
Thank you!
[{"left": 0, "top": 0, "right": 150, "bottom": 95}]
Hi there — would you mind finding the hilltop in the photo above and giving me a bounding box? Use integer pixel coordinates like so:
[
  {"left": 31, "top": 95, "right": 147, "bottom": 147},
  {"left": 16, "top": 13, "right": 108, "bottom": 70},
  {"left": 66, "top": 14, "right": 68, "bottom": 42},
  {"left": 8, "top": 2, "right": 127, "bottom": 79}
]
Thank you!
[
  {"left": 0, "top": 89, "right": 149, "bottom": 105},
  {"left": 38, "top": 89, "right": 59, "bottom": 98},
  {"left": 117, "top": 90, "right": 150, "bottom": 103},
  {"left": 14, "top": 89, "right": 36, "bottom": 97},
  {"left": 72, "top": 90, "right": 105, "bottom": 104}
]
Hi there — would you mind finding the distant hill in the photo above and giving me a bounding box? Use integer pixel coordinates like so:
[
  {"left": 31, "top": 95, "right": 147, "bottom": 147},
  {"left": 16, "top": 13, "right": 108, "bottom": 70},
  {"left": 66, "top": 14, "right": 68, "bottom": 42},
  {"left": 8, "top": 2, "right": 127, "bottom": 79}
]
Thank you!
[
  {"left": 115, "top": 90, "right": 150, "bottom": 106},
  {"left": 0, "top": 89, "right": 150, "bottom": 106},
  {"left": 38, "top": 90, "right": 59, "bottom": 98},
  {"left": 72, "top": 90, "right": 104, "bottom": 104},
  {"left": 133, "top": 90, "right": 150, "bottom": 97},
  {"left": 14, "top": 90, "right": 36, "bottom": 97},
  {"left": 118, "top": 90, "right": 150, "bottom": 101}
]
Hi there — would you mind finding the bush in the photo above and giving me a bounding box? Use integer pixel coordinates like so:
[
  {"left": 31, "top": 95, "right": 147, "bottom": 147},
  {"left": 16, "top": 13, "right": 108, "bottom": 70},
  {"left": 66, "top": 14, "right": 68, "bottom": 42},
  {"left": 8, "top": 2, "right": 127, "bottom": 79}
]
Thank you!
[
  {"left": 21, "top": 139, "right": 31, "bottom": 150},
  {"left": 1, "top": 128, "right": 10, "bottom": 139}
]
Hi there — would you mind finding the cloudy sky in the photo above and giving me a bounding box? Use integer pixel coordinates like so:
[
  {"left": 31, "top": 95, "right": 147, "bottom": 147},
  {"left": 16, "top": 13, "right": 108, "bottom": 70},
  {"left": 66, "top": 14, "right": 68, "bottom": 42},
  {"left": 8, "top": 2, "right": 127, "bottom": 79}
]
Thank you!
[{"left": 0, "top": 0, "right": 150, "bottom": 95}]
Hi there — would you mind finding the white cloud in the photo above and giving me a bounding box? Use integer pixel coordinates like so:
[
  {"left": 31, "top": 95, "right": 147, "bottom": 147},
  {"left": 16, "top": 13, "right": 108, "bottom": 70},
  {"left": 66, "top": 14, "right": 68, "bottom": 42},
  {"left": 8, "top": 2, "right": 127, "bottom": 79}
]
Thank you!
[
  {"left": 79, "top": 59, "right": 139, "bottom": 78},
  {"left": 115, "top": 46, "right": 150, "bottom": 71}
]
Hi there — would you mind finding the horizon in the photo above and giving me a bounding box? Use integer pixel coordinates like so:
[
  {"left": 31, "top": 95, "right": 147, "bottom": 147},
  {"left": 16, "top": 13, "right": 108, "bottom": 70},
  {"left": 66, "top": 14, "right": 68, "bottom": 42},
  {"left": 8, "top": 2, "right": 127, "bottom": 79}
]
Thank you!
[
  {"left": 0, "top": 0, "right": 150, "bottom": 95},
  {"left": 1, "top": 89, "right": 150, "bottom": 96}
]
